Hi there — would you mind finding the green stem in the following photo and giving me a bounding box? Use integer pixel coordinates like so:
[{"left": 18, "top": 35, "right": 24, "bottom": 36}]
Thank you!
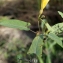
[
  {"left": 45, "top": 23, "right": 54, "bottom": 32},
  {"left": 38, "top": 57, "right": 44, "bottom": 63}
]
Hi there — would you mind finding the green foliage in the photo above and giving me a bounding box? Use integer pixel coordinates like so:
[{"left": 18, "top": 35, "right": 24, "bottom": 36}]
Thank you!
[
  {"left": 0, "top": 14, "right": 63, "bottom": 63},
  {"left": 27, "top": 17, "right": 62, "bottom": 63},
  {"left": 0, "top": 3, "right": 63, "bottom": 63},
  {"left": 47, "top": 33, "right": 63, "bottom": 47},
  {"left": 28, "top": 35, "right": 44, "bottom": 63},
  {"left": 58, "top": 11, "right": 63, "bottom": 18},
  {"left": 0, "top": 17, "right": 30, "bottom": 30}
]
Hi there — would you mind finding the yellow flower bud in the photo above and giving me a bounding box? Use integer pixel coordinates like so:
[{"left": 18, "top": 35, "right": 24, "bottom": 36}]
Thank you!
[{"left": 40, "top": 0, "right": 49, "bottom": 15}]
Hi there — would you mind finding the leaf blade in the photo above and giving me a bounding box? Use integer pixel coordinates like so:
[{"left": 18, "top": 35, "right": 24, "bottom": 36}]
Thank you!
[
  {"left": 0, "top": 17, "right": 30, "bottom": 30},
  {"left": 28, "top": 35, "right": 44, "bottom": 62},
  {"left": 58, "top": 11, "right": 63, "bottom": 18},
  {"left": 47, "top": 33, "right": 63, "bottom": 47}
]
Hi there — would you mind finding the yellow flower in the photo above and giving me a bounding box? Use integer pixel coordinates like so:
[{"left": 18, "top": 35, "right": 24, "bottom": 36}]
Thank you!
[{"left": 39, "top": 0, "right": 49, "bottom": 16}]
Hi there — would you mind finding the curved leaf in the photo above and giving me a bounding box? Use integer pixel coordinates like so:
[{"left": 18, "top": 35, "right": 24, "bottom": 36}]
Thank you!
[
  {"left": 28, "top": 35, "right": 44, "bottom": 63},
  {"left": 0, "top": 17, "right": 30, "bottom": 30},
  {"left": 58, "top": 11, "right": 63, "bottom": 18},
  {"left": 52, "top": 23, "right": 63, "bottom": 34},
  {"left": 47, "top": 33, "right": 63, "bottom": 48}
]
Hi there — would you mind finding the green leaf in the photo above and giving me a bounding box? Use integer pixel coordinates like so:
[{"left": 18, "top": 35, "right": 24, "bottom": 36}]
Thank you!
[
  {"left": 49, "top": 41, "right": 56, "bottom": 50},
  {"left": 28, "top": 35, "right": 43, "bottom": 63},
  {"left": 45, "top": 22, "right": 54, "bottom": 32},
  {"left": 47, "top": 33, "right": 63, "bottom": 48},
  {"left": 52, "top": 23, "right": 63, "bottom": 34},
  {"left": 0, "top": 17, "right": 30, "bottom": 30},
  {"left": 47, "top": 38, "right": 56, "bottom": 54},
  {"left": 58, "top": 11, "right": 63, "bottom": 18}
]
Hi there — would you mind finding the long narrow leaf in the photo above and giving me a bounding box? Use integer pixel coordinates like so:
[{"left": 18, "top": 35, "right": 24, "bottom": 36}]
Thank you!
[
  {"left": 58, "top": 11, "right": 63, "bottom": 18},
  {"left": 28, "top": 35, "right": 44, "bottom": 63},
  {"left": 47, "top": 33, "right": 63, "bottom": 48},
  {"left": 0, "top": 17, "right": 30, "bottom": 30}
]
